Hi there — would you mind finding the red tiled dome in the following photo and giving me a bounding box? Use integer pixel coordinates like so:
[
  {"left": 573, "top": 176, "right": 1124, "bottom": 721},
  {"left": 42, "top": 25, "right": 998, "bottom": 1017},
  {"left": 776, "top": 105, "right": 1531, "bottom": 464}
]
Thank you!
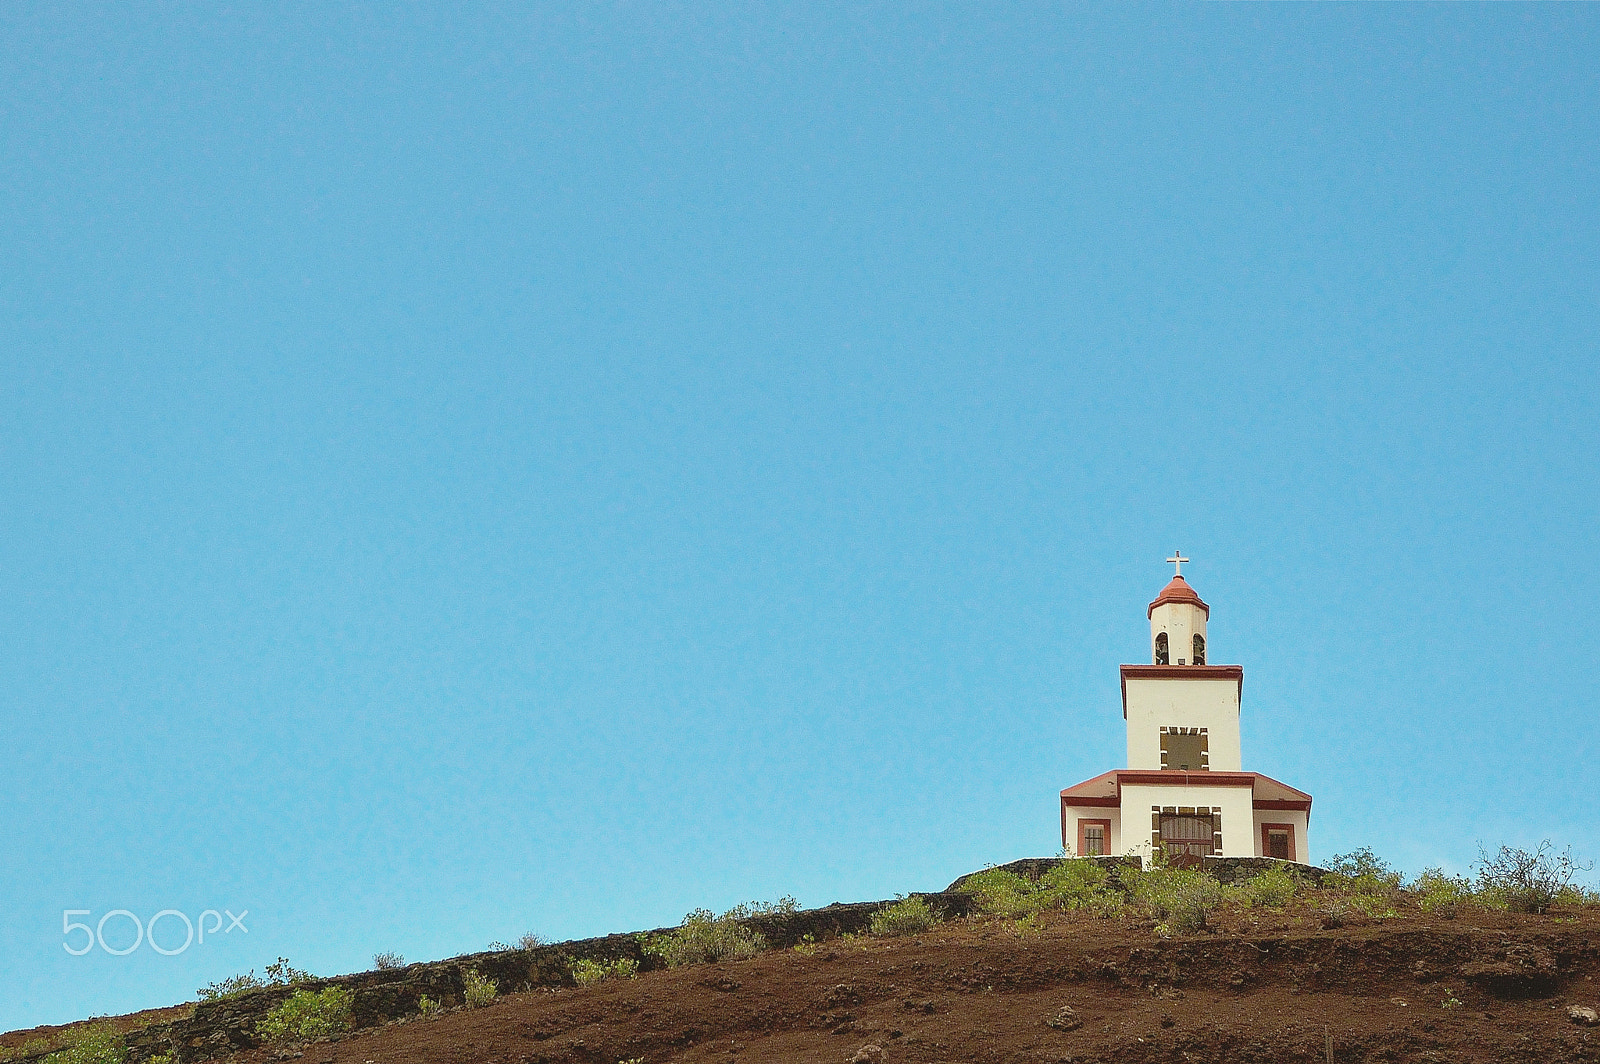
[{"left": 1147, "top": 575, "right": 1209, "bottom": 618}]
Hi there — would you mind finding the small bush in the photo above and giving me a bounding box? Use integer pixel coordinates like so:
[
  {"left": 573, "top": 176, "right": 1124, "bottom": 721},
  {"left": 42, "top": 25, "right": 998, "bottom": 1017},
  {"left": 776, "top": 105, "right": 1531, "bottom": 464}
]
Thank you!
[
  {"left": 1039, "top": 860, "right": 1125, "bottom": 915},
  {"left": 1326, "top": 848, "right": 1404, "bottom": 897},
  {"left": 1242, "top": 864, "right": 1302, "bottom": 909},
  {"left": 1349, "top": 894, "right": 1399, "bottom": 920},
  {"left": 197, "top": 972, "right": 265, "bottom": 1000},
  {"left": 489, "top": 931, "right": 547, "bottom": 952},
  {"left": 1126, "top": 866, "right": 1225, "bottom": 934},
  {"left": 961, "top": 868, "right": 1040, "bottom": 918},
  {"left": 643, "top": 900, "right": 794, "bottom": 966},
  {"left": 39, "top": 1024, "right": 123, "bottom": 1064},
  {"left": 256, "top": 987, "right": 353, "bottom": 1044},
  {"left": 462, "top": 968, "right": 498, "bottom": 1008},
  {"left": 3, "top": 1039, "right": 53, "bottom": 1063},
  {"left": 570, "top": 957, "right": 639, "bottom": 987},
  {"left": 1411, "top": 868, "right": 1474, "bottom": 916},
  {"left": 870, "top": 895, "right": 940, "bottom": 936},
  {"left": 416, "top": 994, "right": 444, "bottom": 1018},
  {"left": 1557, "top": 884, "right": 1600, "bottom": 907},
  {"left": 1011, "top": 912, "right": 1045, "bottom": 938},
  {"left": 961, "top": 862, "right": 1124, "bottom": 919},
  {"left": 372, "top": 951, "right": 405, "bottom": 970},
  {"left": 198, "top": 957, "right": 312, "bottom": 1001},
  {"left": 1476, "top": 841, "right": 1591, "bottom": 914},
  {"left": 571, "top": 958, "right": 607, "bottom": 987}
]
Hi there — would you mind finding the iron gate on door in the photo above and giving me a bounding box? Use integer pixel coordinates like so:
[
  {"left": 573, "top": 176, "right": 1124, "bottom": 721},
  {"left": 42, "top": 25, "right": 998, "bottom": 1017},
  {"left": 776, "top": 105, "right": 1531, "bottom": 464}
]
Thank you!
[{"left": 1159, "top": 815, "right": 1215, "bottom": 869}]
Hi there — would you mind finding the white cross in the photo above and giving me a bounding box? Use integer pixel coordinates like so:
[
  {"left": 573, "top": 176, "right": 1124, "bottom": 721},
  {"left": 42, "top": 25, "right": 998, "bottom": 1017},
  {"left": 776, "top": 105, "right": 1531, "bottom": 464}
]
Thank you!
[{"left": 1166, "top": 551, "right": 1188, "bottom": 576}]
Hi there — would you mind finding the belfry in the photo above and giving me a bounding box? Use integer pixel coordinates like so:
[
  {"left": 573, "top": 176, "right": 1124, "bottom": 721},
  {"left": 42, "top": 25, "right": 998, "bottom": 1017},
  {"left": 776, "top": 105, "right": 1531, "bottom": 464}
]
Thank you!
[{"left": 1059, "top": 555, "right": 1313, "bottom": 868}]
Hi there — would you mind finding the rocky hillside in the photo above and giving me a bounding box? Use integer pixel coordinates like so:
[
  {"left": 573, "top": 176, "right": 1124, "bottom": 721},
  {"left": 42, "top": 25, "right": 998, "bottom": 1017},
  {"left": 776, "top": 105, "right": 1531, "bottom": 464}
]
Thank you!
[{"left": 9, "top": 858, "right": 1600, "bottom": 1064}]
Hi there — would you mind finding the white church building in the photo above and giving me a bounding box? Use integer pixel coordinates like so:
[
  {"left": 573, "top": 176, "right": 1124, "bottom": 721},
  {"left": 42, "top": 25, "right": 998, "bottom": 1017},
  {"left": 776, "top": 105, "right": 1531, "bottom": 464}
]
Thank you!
[{"left": 1060, "top": 556, "right": 1313, "bottom": 868}]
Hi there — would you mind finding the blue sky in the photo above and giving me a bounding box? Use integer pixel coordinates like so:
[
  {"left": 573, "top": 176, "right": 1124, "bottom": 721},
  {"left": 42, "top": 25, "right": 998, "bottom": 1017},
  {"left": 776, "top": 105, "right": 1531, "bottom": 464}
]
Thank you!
[{"left": 2, "top": 2, "right": 1598, "bottom": 1033}]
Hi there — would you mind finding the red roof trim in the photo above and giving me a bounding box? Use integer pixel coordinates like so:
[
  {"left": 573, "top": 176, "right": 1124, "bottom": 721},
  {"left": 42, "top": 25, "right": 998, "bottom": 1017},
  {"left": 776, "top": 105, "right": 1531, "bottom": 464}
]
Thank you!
[
  {"left": 1246, "top": 770, "right": 1314, "bottom": 802},
  {"left": 1059, "top": 769, "right": 1314, "bottom": 814},
  {"left": 1120, "top": 664, "right": 1244, "bottom": 718},
  {"left": 1115, "top": 770, "right": 1256, "bottom": 789}
]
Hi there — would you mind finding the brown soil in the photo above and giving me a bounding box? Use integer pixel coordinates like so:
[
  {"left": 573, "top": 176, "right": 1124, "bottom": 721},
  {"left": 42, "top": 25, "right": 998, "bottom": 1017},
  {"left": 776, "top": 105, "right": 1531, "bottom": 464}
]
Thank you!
[
  {"left": 230, "top": 906, "right": 1600, "bottom": 1064},
  {"left": 0, "top": 1004, "right": 193, "bottom": 1056}
]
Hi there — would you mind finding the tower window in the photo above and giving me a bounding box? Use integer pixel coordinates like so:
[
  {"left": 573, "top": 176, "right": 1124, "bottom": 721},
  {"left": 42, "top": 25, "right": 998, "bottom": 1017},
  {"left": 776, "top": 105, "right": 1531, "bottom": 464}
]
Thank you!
[
  {"left": 1193, "top": 634, "right": 1205, "bottom": 665},
  {"left": 1160, "top": 727, "right": 1209, "bottom": 771},
  {"left": 1154, "top": 632, "right": 1169, "bottom": 665}
]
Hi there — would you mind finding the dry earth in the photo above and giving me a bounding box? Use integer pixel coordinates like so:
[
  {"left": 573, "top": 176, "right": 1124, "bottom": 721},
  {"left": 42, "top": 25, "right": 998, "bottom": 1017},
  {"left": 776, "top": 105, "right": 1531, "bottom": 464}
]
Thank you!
[{"left": 196, "top": 906, "right": 1600, "bottom": 1064}]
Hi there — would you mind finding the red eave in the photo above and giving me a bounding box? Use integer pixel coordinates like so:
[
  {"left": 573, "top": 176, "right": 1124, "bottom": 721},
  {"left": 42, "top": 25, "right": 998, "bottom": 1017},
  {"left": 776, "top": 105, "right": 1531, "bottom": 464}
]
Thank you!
[
  {"left": 1116, "top": 770, "right": 1256, "bottom": 788},
  {"left": 1059, "top": 768, "right": 1313, "bottom": 817},
  {"left": 1120, "top": 664, "right": 1244, "bottom": 718}
]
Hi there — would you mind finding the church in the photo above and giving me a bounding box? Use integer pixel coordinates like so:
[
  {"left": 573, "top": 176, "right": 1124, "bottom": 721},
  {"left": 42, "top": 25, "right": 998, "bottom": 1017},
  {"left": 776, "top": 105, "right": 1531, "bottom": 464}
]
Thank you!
[{"left": 1059, "top": 555, "right": 1313, "bottom": 868}]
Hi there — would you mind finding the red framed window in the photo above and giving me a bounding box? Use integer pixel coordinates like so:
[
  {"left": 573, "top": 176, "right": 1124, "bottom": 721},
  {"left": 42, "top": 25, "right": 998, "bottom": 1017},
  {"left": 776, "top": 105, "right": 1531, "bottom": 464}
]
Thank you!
[
  {"left": 1078, "top": 819, "right": 1112, "bottom": 857},
  {"left": 1261, "top": 823, "right": 1296, "bottom": 861}
]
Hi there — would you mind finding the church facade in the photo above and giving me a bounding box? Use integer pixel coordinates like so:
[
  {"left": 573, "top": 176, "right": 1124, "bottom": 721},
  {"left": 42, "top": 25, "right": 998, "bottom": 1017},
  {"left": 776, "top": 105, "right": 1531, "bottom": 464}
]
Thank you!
[{"left": 1060, "top": 558, "right": 1313, "bottom": 868}]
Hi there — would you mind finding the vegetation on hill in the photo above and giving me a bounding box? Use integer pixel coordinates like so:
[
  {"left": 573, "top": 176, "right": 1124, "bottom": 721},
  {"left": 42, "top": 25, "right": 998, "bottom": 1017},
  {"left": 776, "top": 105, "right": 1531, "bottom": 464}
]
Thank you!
[{"left": 4, "top": 841, "right": 1597, "bottom": 1064}]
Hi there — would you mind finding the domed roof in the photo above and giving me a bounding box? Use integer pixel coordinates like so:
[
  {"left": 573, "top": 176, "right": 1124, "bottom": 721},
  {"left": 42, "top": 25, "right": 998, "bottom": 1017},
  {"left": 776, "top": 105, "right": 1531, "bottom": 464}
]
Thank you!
[{"left": 1147, "top": 575, "right": 1209, "bottom": 618}]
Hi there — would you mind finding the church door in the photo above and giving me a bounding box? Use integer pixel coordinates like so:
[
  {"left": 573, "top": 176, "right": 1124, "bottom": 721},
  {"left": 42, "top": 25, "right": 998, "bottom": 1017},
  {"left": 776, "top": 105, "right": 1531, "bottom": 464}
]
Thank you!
[{"left": 1159, "top": 815, "right": 1215, "bottom": 869}]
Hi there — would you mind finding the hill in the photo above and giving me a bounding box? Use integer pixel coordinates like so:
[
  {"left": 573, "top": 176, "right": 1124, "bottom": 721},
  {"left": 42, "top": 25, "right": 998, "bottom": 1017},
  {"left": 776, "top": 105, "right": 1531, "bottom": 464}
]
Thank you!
[{"left": 8, "top": 858, "right": 1600, "bottom": 1064}]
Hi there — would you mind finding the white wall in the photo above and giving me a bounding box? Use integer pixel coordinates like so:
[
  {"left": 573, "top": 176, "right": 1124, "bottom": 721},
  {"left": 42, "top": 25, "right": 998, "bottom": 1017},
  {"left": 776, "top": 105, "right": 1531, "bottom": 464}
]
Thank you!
[
  {"left": 1062, "top": 807, "right": 1122, "bottom": 857},
  {"left": 1251, "top": 809, "right": 1312, "bottom": 863},
  {"left": 1125, "top": 677, "right": 1242, "bottom": 771},
  {"left": 1120, "top": 783, "right": 1256, "bottom": 865},
  {"left": 1150, "top": 601, "right": 1207, "bottom": 664}
]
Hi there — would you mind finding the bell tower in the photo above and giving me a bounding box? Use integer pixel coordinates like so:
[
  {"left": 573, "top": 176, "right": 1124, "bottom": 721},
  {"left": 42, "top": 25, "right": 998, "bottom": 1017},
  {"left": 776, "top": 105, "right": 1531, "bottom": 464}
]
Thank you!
[
  {"left": 1060, "top": 555, "right": 1315, "bottom": 867},
  {"left": 1149, "top": 551, "right": 1208, "bottom": 665}
]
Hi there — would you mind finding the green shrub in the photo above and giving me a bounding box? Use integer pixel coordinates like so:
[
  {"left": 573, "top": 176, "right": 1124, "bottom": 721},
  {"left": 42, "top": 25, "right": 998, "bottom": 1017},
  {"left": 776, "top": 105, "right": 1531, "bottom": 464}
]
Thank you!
[
  {"left": 959, "top": 868, "right": 1038, "bottom": 917},
  {"left": 197, "top": 972, "right": 265, "bottom": 1000},
  {"left": 870, "top": 895, "right": 940, "bottom": 936},
  {"left": 1039, "top": 860, "right": 1125, "bottom": 915},
  {"left": 571, "top": 958, "right": 607, "bottom": 987},
  {"left": 570, "top": 957, "right": 639, "bottom": 987},
  {"left": 1326, "top": 848, "right": 1403, "bottom": 896},
  {"left": 1475, "top": 841, "right": 1591, "bottom": 914},
  {"left": 1556, "top": 884, "right": 1600, "bottom": 907},
  {"left": 38, "top": 1024, "right": 122, "bottom": 1064},
  {"left": 1242, "top": 864, "right": 1302, "bottom": 909},
  {"left": 1411, "top": 868, "right": 1474, "bottom": 915},
  {"left": 199, "top": 956, "right": 312, "bottom": 1001},
  {"left": 1349, "top": 894, "right": 1399, "bottom": 920},
  {"left": 462, "top": 968, "right": 498, "bottom": 1008},
  {"left": 642, "top": 900, "right": 795, "bottom": 966},
  {"left": 256, "top": 987, "right": 353, "bottom": 1044},
  {"left": 488, "top": 930, "right": 548, "bottom": 952},
  {"left": 961, "top": 862, "right": 1124, "bottom": 918},
  {"left": 1, "top": 1038, "right": 53, "bottom": 1062},
  {"left": 1125, "top": 866, "right": 1225, "bottom": 934},
  {"left": 1011, "top": 912, "right": 1045, "bottom": 938},
  {"left": 416, "top": 994, "right": 444, "bottom": 1018}
]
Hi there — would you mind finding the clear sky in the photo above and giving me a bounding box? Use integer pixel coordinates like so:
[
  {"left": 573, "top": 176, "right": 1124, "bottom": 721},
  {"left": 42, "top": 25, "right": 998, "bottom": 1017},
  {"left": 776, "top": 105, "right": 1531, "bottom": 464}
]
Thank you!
[{"left": 2, "top": 2, "right": 1598, "bottom": 1034}]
